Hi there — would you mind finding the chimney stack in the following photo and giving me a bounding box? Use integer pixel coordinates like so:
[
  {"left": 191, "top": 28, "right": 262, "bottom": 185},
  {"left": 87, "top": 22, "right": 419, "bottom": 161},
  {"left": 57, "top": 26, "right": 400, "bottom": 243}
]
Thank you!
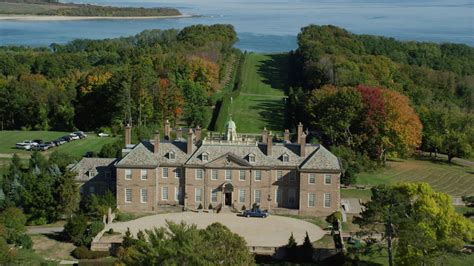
[
  {"left": 164, "top": 120, "right": 170, "bottom": 140},
  {"left": 262, "top": 127, "right": 268, "bottom": 143},
  {"left": 297, "top": 122, "right": 303, "bottom": 144},
  {"left": 195, "top": 126, "right": 202, "bottom": 142},
  {"left": 284, "top": 129, "right": 290, "bottom": 143},
  {"left": 154, "top": 131, "right": 160, "bottom": 154},
  {"left": 187, "top": 128, "right": 194, "bottom": 155},
  {"left": 267, "top": 131, "right": 273, "bottom": 156},
  {"left": 124, "top": 124, "right": 131, "bottom": 146},
  {"left": 176, "top": 127, "right": 183, "bottom": 139},
  {"left": 300, "top": 133, "right": 307, "bottom": 157}
]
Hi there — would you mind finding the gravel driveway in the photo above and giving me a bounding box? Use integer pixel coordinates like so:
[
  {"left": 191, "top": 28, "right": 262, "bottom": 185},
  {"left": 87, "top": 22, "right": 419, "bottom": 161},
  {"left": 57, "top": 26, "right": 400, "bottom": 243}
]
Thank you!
[{"left": 105, "top": 212, "right": 325, "bottom": 247}]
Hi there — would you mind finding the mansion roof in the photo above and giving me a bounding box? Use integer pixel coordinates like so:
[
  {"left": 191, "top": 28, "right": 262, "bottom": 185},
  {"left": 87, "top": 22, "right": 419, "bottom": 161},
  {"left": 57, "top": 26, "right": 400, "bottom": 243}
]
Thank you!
[{"left": 69, "top": 157, "right": 116, "bottom": 182}]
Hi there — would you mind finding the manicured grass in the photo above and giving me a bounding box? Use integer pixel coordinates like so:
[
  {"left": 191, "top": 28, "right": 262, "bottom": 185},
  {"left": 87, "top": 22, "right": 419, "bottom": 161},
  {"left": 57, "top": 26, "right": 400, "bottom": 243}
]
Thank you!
[
  {"left": 357, "top": 158, "right": 474, "bottom": 197},
  {"left": 31, "top": 234, "right": 76, "bottom": 261},
  {"left": 240, "top": 53, "right": 286, "bottom": 97},
  {"left": 340, "top": 188, "right": 372, "bottom": 202},
  {"left": 0, "top": 131, "right": 118, "bottom": 158}
]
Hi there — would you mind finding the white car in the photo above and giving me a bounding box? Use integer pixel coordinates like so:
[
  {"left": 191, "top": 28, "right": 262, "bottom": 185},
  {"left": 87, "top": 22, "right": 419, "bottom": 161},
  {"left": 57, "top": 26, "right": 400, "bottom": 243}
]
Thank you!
[
  {"left": 69, "top": 133, "right": 80, "bottom": 140},
  {"left": 15, "top": 140, "right": 38, "bottom": 150},
  {"left": 98, "top": 133, "right": 109, "bottom": 137}
]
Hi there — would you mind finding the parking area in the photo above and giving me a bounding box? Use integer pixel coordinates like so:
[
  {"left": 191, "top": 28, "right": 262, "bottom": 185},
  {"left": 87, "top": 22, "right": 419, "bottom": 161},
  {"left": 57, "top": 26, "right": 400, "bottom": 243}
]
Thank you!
[{"left": 104, "top": 212, "right": 325, "bottom": 247}]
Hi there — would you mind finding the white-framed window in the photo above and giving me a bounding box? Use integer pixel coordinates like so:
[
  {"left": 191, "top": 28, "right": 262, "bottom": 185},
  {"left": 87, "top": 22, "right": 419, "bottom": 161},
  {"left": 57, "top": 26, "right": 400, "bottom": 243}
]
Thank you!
[
  {"left": 324, "top": 174, "right": 332, "bottom": 185},
  {"left": 254, "top": 170, "right": 262, "bottom": 181},
  {"left": 288, "top": 188, "right": 296, "bottom": 205},
  {"left": 196, "top": 169, "right": 204, "bottom": 180},
  {"left": 239, "top": 170, "right": 246, "bottom": 181},
  {"left": 141, "top": 188, "right": 148, "bottom": 203},
  {"left": 225, "top": 169, "right": 232, "bottom": 180},
  {"left": 308, "top": 193, "right": 315, "bottom": 207},
  {"left": 248, "top": 154, "right": 256, "bottom": 163},
  {"left": 195, "top": 188, "right": 203, "bottom": 202},
  {"left": 289, "top": 171, "right": 296, "bottom": 182},
  {"left": 162, "top": 187, "right": 168, "bottom": 201},
  {"left": 309, "top": 173, "right": 316, "bottom": 184},
  {"left": 324, "top": 193, "right": 331, "bottom": 208},
  {"left": 276, "top": 188, "right": 283, "bottom": 204},
  {"left": 202, "top": 153, "right": 208, "bottom": 161},
  {"left": 162, "top": 168, "right": 169, "bottom": 178},
  {"left": 89, "top": 186, "right": 95, "bottom": 193},
  {"left": 254, "top": 190, "right": 261, "bottom": 203},
  {"left": 174, "top": 168, "right": 181, "bottom": 179},
  {"left": 174, "top": 187, "right": 180, "bottom": 201},
  {"left": 169, "top": 151, "right": 175, "bottom": 160},
  {"left": 125, "top": 169, "right": 132, "bottom": 180},
  {"left": 276, "top": 170, "right": 283, "bottom": 181},
  {"left": 211, "top": 169, "right": 218, "bottom": 180},
  {"left": 239, "top": 189, "right": 246, "bottom": 203},
  {"left": 125, "top": 188, "right": 132, "bottom": 203},
  {"left": 105, "top": 171, "right": 111, "bottom": 179},
  {"left": 282, "top": 154, "right": 289, "bottom": 162},
  {"left": 140, "top": 169, "right": 148, "bottom": 180},
  {"left": 211, "top": 191, "right": 218, "bottom": 203}
]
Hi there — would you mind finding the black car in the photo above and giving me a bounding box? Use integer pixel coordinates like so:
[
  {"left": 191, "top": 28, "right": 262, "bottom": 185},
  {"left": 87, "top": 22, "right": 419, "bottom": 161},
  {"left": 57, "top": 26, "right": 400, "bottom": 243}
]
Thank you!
[
  {"left": 61, "top": 136, "right": 72, "bottom": 142},
  {"left": 53, "top": 139, "right": 66, "bottom": 146},
  {"left": 32, "top": 139, "right": 44, "bottom": 144}
]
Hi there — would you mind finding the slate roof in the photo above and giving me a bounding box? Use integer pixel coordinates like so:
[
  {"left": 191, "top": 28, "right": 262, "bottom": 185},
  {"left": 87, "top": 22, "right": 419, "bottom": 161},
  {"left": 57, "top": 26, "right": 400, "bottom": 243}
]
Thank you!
[
  {"left": 300, "top": 145, "right": 341, "bottom": 171},
  {"left": 69, "top": 158, "right": 116, "bottom": 182}
]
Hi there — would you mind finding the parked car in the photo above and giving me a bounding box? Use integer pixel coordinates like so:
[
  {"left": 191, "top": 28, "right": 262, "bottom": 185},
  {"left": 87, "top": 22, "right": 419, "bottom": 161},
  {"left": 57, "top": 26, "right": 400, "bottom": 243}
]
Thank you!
[
  {"left": 53, "top": 139, "right": 66, "bottom": 146},
  {"left": 61, "top": 136, "right": 72, "bottom": 142},
  {"left": 242, "top": 209, "right": 269, "bottom": 218},
  {"left": 32, "top": 139, "right": 44, "bottom": 144},
  {"left": 32, "top": 143, "right": 52, "bottom": 151},
  {"left": 69, "top": 133, "right": 80, "bottom": 140},
  {"left": 73, "top": 131, "right": 87, "bottom": 139},
  {"left": 15, "top": 140, "right": 38, "bottom": 150},
  {"left": 98, "top": 132, "right": 109, "bottom": 137},
  {"left": 44, "top": 141, "right": 56, "bottom": 147}
]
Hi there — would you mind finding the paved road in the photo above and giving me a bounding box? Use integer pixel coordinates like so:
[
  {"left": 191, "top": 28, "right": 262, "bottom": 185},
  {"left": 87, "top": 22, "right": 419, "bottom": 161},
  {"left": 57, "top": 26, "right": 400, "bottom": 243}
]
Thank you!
[{"left": 27, "top": 226, "right": 63, "bottom": 235}]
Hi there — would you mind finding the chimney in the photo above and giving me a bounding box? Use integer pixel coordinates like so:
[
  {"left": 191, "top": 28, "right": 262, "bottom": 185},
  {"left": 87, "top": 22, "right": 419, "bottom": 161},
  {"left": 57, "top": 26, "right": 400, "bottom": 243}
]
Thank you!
[
  {"left": 284, "top": 129, "right": 290, "bottom": 142},
  {"left": 176, "top": 127, "right": 182, "bottom": 139},
  {"left": 300, "top": 133, "right": 307, "bottom": 157},
  {"left": 187, "top": 128, "right": 194, "bottom": 155},
  {"left": 297, "top": 122, "right": 303, "bottom": 144},
  {"left": 267, "top": 131, "right": 273, "bottom": 156},
  {"left": 164, "top": 120, "right": 170, "bottom": 140},
  {"left": 262, "top": 127, "right": 268, "bottom": 143},
  {"left": 154, "top": 131, "right": 160, "bottom": 154},
  {"left": 124, "top": 124, "right": 131, "bottom": 146},
  {"left": 195, "top": 126, "right": 202, "bottom": 142}
]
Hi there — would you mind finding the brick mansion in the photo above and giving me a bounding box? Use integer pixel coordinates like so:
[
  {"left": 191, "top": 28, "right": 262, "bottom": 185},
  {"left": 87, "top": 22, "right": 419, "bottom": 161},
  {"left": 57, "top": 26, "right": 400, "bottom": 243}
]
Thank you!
[{"left": 71, "top": 120, "right": 342, "bottom": 217}]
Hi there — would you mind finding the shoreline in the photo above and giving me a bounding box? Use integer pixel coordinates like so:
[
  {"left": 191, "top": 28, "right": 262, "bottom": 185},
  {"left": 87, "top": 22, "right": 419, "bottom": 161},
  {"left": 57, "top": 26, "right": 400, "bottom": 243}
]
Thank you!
[{"left": 0, "top": 14, "right": 194, "bottom": 21}]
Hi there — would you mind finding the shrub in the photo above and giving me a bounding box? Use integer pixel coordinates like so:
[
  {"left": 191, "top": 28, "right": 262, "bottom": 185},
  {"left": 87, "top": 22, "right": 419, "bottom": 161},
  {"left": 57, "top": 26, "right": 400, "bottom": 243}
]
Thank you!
[
  {"left": 0, "top": 208, "right": 27, "bottom": 244},
  {"left": 107, "top": 228, "right": 114, "bottom": 234},
  {"left": 64, "top": 215, "right": 88, "bottom": 246},
  {"left": 15, "top": 234, "right": 32, "bottom": 249},
  {"left": 326, "top": 211, "right": 343, "bottom": 230},
  {"left": 198, "top": 203, "right": 203, "bottom": 210},
  {"left": 71, "top": 246, "right": 109, "bottom": 259},
  {"left": 208, "top": 203, "right": 213, "bottom": 210},
  {"left": 241, "top": 205, "right": 246, "bottom": 211}
]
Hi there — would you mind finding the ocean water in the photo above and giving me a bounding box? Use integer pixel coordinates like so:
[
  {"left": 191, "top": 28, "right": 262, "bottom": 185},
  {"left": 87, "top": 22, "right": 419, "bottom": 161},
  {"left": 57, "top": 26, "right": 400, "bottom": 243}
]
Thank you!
[{"left": 0, "top": 0, "right": 472, "bottom": 52}]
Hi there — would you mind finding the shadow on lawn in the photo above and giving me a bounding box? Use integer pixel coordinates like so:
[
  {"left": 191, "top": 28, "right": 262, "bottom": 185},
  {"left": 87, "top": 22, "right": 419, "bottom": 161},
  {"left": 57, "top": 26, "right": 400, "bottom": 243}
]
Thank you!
[
  {"left": 257, "top": 54, "right": 289, "bottom": 94},
  {"left": 249, "top": 98, "right": 285, "bottom": 131}
]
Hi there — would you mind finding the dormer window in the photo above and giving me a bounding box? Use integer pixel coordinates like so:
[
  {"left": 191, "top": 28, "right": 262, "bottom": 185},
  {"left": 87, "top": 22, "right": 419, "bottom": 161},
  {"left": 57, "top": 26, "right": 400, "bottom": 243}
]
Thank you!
[
  {"left": 282, "top": 153, "right": 289, "bottom": 162},
  {"left": 169, "top": 151, "right": 175, "bottom": 160},
  {"left": 202, "top": 152, "right": 209, "bottom": 162},
  {"left": 248, "top": 153, "right": 256, "bottom": 163}
]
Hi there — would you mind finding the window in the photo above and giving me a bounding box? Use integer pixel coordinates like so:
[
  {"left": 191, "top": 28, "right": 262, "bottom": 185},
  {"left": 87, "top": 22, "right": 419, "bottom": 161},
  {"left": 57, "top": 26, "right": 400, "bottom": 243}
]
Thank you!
[
  {"left": 169, "top": 151, "right": 175, "bottom": 160},
  {"left": 276, "top": 170, "right": 283, "bottom": 181},
  {"left": 105, "top": 171, "right": 111, "bottom": 179},
  {"left": 196, "top": 169, "right": 204, "bottom": 180},
  {"left": 239, "top": 170, "right": 246, "bottom": 181},
  {"left": 174, "top": 187, "right": 180, "bottom": 201},
  {"left": 324, "top": 174, "right": 332, "bottom": 185},
  {"left": 125, "top": 188, "right": 132, "bottom": 203},
  {"left": 289, "top": 171, "right": 296, "bottom": 182},
  {"left": 195, "top": 188, "right": 203, "bottom": 202},
  {"left": 174, "top": 168, "right": 181, "bottom": 179},
  {"left": 140, "top": 169, "right": 148, "bottom": 180},
  {"left": 211, "top": 191, "right": 218, "bottom": 203},
  {"left": 211, "top": 169, "right": 218, "bottom": 180},
  {"left": 324, "top": 193, "right": 331, "bottom": 208},
  {"left": 254, "top": 170, "right": 262, "bottom": 181},
  {"left": 276, "top": 188, "right": 283, "bottom": 204},
  {"left": 282, "top": 154, "right": 289, "bottom": 162},
  {"left": 239, "top": 189, "right": 246, "bottom": 203},
  {"left": 202, "top": 153, "right": 208, "bottom": 161},
  {"left": 254, "top": 190, "right": 261, "bottom": 203},
  {"left": 288, "top": 188, "right": 296, "bottom": 205},
  {"left": 162, "top": 187, "right": 168, "bottom": 201},
  {"left": 308, "top": 193, "right": 315, "bottom": 207},
  {"left": 248, "top": 154, "right": 255, "bottom": 163},
  {"left": 141, "top": 188, "right": 148, "bottom": 203},
  {"left": 125, "top": 169, "right": 132, "bottom": 180},
  {"left": 225, "top": 169, "right": 232, "bottom": 180},
  {"left": 162, "top": 168, "right": 169, "bottom": 178},
  {"left": 89, "top": 186, "right": 95, "bottom": 193},
  {"left": 308, "top": 174, "right": 316, "bottom": 184}
]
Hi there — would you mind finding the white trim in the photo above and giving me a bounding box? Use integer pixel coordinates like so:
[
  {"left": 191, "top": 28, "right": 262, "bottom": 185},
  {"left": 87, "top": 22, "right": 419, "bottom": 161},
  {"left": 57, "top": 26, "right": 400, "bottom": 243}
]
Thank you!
[
  {"left": 254, "top": 189, "right": 261, "bottom": 203},
  {"left": 125, "top": 169, "right": 132, "bottom": 180},
  {"left": 324, "top": 193, "right": 331, "bottom": 208},
  {"left": 308, "top": 173, "right": 316, "bottom": 184},
  {"left": 125, "top": 188, "right": 132, "bottom": 203},
  {"left": 239, "top": 170, "right": 246, "bottom": 181},
  {"left": 308, "top": 192, "right": 315, "bottom": 208},
  {"left": 195, "top": 188, "right": 203, "bottom": 203},
  {"left": 161, "top": 187, "right": 168, "bottom": 201},
  {"left": 276, "top": 170, "right": 283, "bottom": 181},
  {"left": 140, "top": 188, "right": 148, "bottom": 203},
  {"left": 174, "top": 168, "right": 181, "bottom": 179},
  {"left": 211, "top": 169, "right": 218, "bottom": 180},
  {"left": 254, "top": 170, "right": 262, "bottom": 181},
  {"left": 225, "top": 169, "right": 232, "bottom": 181},
  {"left": 211, "top": 190, "right": 218, "bottom": 203},
  {"left": 162, "top": 167, "right": 169, "bottom": 178},
  {"left": 324, "top": 174, "right": 332, "bottom": 185},
  {"left": 174, "top": 187, "right": 179, "bottom": 201},
  {"left": 140, "top": 169, "right": 148, "bottom": 180},
  {"left": 195, "top": 169, "right": 204, "bottom": 180},
  {"left": 239, "top": 189, "right": 246, "bottom": 203}
]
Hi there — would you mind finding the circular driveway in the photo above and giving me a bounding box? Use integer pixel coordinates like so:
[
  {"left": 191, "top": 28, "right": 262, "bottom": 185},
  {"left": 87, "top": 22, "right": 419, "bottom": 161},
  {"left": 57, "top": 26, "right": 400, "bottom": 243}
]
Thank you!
[{"left": 105, "top": 212, "right": 325, "bottom": 247}]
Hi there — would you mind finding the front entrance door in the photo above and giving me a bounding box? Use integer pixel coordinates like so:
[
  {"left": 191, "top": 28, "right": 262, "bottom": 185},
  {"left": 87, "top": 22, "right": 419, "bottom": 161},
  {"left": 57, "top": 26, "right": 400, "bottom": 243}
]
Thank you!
[{"left": 225, "top": 192, "right": 232, "bottom": 206}]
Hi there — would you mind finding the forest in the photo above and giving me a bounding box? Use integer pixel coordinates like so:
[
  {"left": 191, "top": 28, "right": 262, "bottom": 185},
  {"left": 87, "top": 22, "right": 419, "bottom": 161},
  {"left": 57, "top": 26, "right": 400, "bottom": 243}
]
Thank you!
[
  {"left": 0, "top": 24, "right": 238, "bottom": 138},
  {"left": 287, "top": 25, "right": 473, "bottom": 180}
]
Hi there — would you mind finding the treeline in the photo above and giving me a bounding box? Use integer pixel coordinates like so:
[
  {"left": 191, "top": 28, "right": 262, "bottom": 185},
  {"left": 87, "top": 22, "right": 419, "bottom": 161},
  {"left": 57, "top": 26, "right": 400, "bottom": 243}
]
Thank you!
[
  {"left": 287, "top": 25, "right": 473, "bottom": 181},
  {"left": 41, "top": 5, "right": 181, "bottom": 17},
  {"left": 0, "top": 24, "right": 238, "bottom": 135}
]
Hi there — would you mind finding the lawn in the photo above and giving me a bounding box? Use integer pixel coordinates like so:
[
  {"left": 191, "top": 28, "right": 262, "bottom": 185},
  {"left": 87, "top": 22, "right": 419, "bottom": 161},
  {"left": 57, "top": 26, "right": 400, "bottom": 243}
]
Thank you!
[
  {"left": 31, "top": 234, "right": 76, "bottom": 261},
  {"left": 217, "top": 53, "right": 288, "bottom": 133},
  {"left": 356, "top": 158, "right": 474, "bottom": 197},
  {"left": 0, "top": 131, "right": 118, "bottom": 158},
  {"left": 340, "top": 188, "right": 372, "bottom": 202}
]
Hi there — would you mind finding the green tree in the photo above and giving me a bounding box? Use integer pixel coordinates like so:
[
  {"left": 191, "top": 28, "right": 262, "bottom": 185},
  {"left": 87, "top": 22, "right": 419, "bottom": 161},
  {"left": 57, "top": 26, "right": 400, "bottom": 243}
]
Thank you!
[
  {"left": 0, "top": 207, "right": 26, "bottom": 244},
  {"left": 63, "top": 215, "right": 88, "bottom": 246},
  {"left": 441, "top": 130, "right": 472, "bottom": 162},
  {"left": 57, "top": 170, "right": 80, "bottom": 218}
]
